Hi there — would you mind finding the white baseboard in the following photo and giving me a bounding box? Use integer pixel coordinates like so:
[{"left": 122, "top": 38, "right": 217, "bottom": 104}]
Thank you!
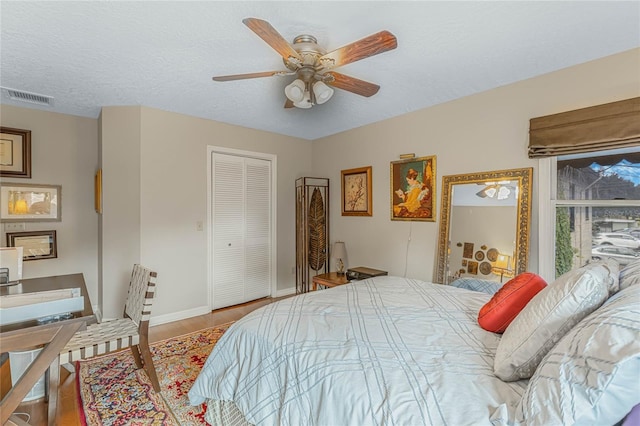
[
  {"left": 148, "top": 289, "right": 296, "bottom": 328},
  {"left": 275, "top": 287, "right": 296, "bottom": 298},
  {"left": 149, "top": 305, "right": 211, "bottom": 327}
]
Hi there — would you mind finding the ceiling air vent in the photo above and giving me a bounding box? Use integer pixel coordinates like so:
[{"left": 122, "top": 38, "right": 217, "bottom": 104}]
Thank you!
[{"left": 1, "top": 87, "right": 54, "bottom": 106}]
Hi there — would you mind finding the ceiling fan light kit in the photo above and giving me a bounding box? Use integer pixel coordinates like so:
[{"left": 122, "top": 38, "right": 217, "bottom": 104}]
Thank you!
[
  {"left": 285, "top": 79, "right": 306, "bottom": 103},
  {"left": 312, "top": 81, "right": 334, "bottom": 104},
  {"left": 212, "top": 18, "right": 397, "bottom": 110},
  {"left": 293, "top": 91, "right": 312, "bottom": 109}
]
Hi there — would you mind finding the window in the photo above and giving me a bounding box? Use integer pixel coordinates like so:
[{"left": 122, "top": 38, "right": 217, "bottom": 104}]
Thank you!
[{"left": 540, "top": 148, "right": 640, "bottom": 280}]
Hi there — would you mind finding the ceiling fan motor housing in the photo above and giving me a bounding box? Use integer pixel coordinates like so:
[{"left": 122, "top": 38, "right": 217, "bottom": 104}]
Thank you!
[{"left": 284, "top": 34, "right": 326, "bottom": 75}]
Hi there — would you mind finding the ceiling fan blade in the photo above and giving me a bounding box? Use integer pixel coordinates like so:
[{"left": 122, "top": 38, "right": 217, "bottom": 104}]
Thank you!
[
  {"left": 242, "top": 18, "right": 302, "bottom": 62},
  {"left": 325, "top": 72, "right": 380, "bottom": 97},
  {"left": 284, "top": 98, "right": 294, "bottom": 108},
  {"left": 212, "top": 71, "right": 286, "bottom": 82},
  {"left": 320, "top": 30, "right": 397, "bottom": 70}
]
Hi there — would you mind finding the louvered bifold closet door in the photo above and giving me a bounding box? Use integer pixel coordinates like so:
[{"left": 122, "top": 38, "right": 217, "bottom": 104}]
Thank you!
[
  {"left": 212, "top": 153, "right": 271, "bottom": 310},
  {"left": 244, "top": 158, "right": 271, "bottom": 301}
]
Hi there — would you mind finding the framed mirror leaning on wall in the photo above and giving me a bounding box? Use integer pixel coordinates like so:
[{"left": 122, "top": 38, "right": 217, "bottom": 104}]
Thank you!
[{"left": 435, "top": 168, "right": 533, "bottom": 284}]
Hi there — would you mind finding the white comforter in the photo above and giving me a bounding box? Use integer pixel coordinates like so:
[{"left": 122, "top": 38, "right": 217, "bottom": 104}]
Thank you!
[{"left": 189, "top": 276, "right": 527, "bottom": 425}]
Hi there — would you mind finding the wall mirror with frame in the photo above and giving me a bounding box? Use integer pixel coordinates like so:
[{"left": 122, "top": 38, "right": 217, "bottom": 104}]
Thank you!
[{"left": 435, "top": 168, "right": 533, "bottom": 284}]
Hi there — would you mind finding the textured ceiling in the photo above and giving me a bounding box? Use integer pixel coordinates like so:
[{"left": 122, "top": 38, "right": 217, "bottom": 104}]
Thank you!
[{"left": 1, "top": 1, "right": 639, "bottom": 140}]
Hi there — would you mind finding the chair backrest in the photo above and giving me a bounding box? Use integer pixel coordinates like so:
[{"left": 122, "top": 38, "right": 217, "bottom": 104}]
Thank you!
[{"left": 124, "top": 264, "right": 157, "bottom": 325}]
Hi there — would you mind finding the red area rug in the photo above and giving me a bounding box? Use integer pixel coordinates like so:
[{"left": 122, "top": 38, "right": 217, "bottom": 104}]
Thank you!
[{"left": 76, "top": 322, "right": 233, "bottom": 425}]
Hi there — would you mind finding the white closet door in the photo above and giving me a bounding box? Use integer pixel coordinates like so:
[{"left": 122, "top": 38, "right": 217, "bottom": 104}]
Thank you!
[
  {"left": 244, "top": 158, "right": 271, "bottom": 301},
  {"left": 212, "top": 152, "right": 271, "bottom": 309}
]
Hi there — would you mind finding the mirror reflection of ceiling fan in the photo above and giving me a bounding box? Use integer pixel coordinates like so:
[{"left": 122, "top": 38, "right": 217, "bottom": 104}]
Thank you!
[
  {"left": 476, "top": 181, "right": 517, "bottom": 200},
  {"left": 212, "top": 18, "right": 398, "bottom": 109}
]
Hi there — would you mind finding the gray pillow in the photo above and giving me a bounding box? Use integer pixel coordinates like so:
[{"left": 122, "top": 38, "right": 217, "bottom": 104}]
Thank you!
[
  {"left": 619, "top": 258, "right": 640, "bottom": 291},
  {"left": 494, "top": 262, "right": 613, "bottom": 381}
]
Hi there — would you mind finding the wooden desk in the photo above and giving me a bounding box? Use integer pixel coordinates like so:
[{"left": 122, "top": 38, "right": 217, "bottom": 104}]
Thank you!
[
  {"left": 0, "top": 273, "right": 95, "bottom": 426},
  {"left": 312, "top": 272, "right": 350, "bottom": 291}
]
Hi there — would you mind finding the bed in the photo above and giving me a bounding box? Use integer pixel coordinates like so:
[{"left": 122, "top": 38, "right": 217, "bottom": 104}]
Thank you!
[{"left": 189, "top": 263, "right": 640, "bottom": 426}]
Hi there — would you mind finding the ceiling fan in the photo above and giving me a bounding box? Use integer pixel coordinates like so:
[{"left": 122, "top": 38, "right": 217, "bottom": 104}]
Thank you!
[{"left": 212, "top": 18, "right": 398, "bottom": 109}]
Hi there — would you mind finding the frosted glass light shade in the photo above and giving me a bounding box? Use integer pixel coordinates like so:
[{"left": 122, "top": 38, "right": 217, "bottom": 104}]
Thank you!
[
  {"left": 312, "top": 81, "right": 334, "bottom": 104},
  {"left": 293, "top": 91, "right": 312, "bottom": 109},
  {"left": 284, "top": 79, "right": 305, "bottom": 103}
]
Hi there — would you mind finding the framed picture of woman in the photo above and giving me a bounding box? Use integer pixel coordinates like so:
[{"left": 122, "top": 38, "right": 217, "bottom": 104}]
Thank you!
[{"left": 390, "top": 155, "right": 436, "bottom": 221}]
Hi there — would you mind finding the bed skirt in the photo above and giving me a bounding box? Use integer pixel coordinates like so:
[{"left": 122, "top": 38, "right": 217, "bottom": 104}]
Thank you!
[{"left": 205, "top": 399, "right": 254, "bottom": 426}]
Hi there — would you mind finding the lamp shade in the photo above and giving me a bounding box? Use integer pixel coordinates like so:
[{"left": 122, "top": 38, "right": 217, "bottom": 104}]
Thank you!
[
  {"left": 495, "top": 254, "right": 511, "bottom": 270},
  {"left": 284, "top": 79, "right": 305, "bottom": 103},
  {"left": 312, "top": 81, "right": 334, "bottom": 104},
  {"left": 332, "top": 241, "right": 347, "bottom": 259}
]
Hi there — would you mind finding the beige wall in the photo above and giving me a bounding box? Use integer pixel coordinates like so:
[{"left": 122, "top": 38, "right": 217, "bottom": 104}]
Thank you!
[
  {"left": 312, "top": 48, "right": 640, "bottom": 282},
  {"left": 1, "top": 48, "right": 637, "bottom": 325},
  {"left": 102, "top": 106, "right": 312, "bottom": 321},
  {"left": 100, "top": 107, "right": 142, "bottom": 319},
  {"left": 0, "top": 106, "right": 99, "bottom": 306}
]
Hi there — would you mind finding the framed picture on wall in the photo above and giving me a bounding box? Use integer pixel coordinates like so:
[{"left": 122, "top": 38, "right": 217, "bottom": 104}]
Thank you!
[
  {"left": 0, "top": 183, "right": 61, "bottom": 222},
  {"left": 0, "top": 127, "right": 32, "bottom": 178},
  {"left": 390, "top": 155, "right": 436, "bottom": 221},
  {"left": 341, "top": 166, "right": 372, "bottom": 216},
  {"left": 7, "top": 230, "right": 57, "bottom": 261}
]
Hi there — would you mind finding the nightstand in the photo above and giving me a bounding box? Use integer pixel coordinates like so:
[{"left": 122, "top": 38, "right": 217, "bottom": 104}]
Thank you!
[{"left": 312, "top": 272, "right": 350, "bottom": 291}]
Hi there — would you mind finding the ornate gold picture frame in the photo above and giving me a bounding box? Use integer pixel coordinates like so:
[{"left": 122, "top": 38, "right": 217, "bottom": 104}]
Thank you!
[{"left": 435, "top": 167, "right": 533, "bottom": 284}]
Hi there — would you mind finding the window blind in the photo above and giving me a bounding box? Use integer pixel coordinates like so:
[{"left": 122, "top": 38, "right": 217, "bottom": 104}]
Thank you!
[{"left": 528, "top": 97, "right": 640, "bottom": 158}]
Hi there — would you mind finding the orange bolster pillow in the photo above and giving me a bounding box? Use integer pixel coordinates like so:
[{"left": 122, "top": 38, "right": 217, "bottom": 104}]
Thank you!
[{"left": 478, "top": 272, "right": 547, "bottom": 333}]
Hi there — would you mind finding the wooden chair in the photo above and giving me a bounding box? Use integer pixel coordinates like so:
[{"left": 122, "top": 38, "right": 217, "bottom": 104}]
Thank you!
[{"left": 59, "top": 264, "right": 161, "bottom": 392}]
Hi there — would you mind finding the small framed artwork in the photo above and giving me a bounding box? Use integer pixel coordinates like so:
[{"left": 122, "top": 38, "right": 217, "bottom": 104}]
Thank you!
[
  {"left": 467, "top": 260, "right": 478, "bottom": 275},
  {"left": 462, "top": 242, "right": 474, "bottom": 259},
  {"left": 0, "top": 183, "right": 61, "bottom": 222},
  {"left": 341, "top": 166, "right": 372, "bottom": 216},
  {"left": 461, "top": 259, "right": 468, "bottom": 266},
  {"left": 0, "top": 127, "right": 32, "bottom": 178},
  {"left": 7, "top": 230, "right": 57, "bottom": 261},
  {"left": 475, "top": 251, "right": 485, "bottom": 261},
  {"left": 390, "top": 155, "right": 436, "bottom": 221}
]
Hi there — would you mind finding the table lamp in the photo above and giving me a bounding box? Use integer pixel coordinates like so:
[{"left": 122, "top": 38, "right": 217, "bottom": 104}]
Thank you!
[
  {"left": 332, "top": 241, "right": 347, "bottom": 275},
  {"left": 494, "top": 254, "right": 511, "bottom": 283}
]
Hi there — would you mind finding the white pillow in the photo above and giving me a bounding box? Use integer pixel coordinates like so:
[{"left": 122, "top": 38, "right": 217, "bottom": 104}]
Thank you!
[
  {"left": 494, "top": 263, "right": 612, "bottom": 381},
  {"left": 619, "top": 258, "right": 640, "bottom": 291},
  {"left": 516, "top": 284, "right": 640, "bottom": 425},
  {"left": 597, "top": 258, "right": 620, "bottom": 295}
]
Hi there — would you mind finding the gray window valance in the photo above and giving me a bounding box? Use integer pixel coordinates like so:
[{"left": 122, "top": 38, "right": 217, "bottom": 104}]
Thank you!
[{"left": 528, "top": 97, "right": 640, "bottom": 158}]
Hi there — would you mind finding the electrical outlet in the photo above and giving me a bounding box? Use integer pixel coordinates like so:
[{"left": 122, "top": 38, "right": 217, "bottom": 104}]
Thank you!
[{"left": 4, "top": 222, "right": 25, "bottom": 232}]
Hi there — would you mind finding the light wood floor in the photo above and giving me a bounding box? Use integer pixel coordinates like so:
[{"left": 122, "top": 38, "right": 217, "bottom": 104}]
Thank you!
[{"left": 1, "top": 296, "right": 286, "bottom": 426}]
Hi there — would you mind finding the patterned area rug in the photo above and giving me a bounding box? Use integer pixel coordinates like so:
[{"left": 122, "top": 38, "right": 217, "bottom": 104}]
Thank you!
[{"left": 76, "top": 322, "right": 233, "bottom": 425}]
